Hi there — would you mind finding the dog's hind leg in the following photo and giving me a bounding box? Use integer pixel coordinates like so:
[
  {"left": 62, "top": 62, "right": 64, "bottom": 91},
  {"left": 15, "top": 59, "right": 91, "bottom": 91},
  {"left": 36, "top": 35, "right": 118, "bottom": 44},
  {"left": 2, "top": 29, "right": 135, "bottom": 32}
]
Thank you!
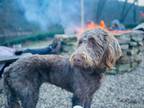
[
  {"left": 4, "top": 79, "right": 20, "bottom": 108},
  {"left": 19, "top": 84, "right": 39, "bottom": 108}
]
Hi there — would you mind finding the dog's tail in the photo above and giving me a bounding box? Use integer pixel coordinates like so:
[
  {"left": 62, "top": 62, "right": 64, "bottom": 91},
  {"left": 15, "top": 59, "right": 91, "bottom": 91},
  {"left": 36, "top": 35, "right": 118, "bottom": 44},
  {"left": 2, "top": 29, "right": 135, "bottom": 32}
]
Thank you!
[{"left": 3, "top": 67, "right": 20, "bottom": 108}]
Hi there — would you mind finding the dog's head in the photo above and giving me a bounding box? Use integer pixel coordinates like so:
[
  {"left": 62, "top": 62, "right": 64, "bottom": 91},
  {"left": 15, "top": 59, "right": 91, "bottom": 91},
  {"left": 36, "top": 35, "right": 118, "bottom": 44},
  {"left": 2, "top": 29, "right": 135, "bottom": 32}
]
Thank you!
[{"left": 70, "top": 28, "right": 122, "bottom": 70}]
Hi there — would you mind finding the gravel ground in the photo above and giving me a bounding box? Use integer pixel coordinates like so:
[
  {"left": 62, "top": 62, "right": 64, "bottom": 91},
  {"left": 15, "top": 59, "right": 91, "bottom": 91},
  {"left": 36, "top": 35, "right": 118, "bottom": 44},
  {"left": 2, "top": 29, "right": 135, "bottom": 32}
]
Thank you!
[{"left": 0, "top": 53, "right": 144, "bottom": 108}]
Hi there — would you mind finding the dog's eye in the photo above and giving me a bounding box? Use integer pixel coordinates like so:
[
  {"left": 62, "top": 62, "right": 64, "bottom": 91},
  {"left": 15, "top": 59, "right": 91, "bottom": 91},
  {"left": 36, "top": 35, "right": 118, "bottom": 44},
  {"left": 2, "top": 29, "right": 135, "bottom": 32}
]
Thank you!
[
  {"left": 78, "top": 40, "right": 83, "bottom": 45},
  {"left": 88, "top": 37, "right": 96, "bottom": 48}
]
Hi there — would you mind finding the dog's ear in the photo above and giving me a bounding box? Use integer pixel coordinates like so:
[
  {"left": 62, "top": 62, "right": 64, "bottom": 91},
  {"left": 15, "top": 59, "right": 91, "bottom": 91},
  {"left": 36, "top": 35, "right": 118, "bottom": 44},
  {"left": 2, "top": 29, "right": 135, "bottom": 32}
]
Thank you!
[
  {"left": 103, "top": 45, "right": 115, "bottom": 69},
  {"left": 103, "top": 38, "right": 122, "bottom": 69}
]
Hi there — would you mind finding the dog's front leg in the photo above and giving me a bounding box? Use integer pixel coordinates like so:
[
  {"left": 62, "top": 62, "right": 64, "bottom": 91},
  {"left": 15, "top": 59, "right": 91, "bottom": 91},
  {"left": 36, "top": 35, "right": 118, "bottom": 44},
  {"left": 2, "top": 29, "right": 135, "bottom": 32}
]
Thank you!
[
  {"left": 72, "top": 94, "right": 92, "bottom": 108},
  {"left": 83, "top": 97, "right": 92, "bottom": 108}
]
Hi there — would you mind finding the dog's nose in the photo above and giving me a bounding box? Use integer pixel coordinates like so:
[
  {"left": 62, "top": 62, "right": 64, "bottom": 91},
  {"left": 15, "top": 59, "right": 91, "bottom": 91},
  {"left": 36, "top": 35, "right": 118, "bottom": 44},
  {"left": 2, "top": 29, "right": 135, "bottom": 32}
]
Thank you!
[
  {"left": 73, "top": 58, "right": 82, "bottom": 64},
  {"left": 73, "top": 55, "right": 84, "bottom": 65}
]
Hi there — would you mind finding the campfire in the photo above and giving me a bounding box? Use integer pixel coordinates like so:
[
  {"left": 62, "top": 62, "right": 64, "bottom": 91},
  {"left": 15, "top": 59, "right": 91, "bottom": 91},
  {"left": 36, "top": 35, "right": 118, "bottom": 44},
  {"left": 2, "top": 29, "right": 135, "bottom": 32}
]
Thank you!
[
  {"left": 75, "top": 21, "right": 106, "bottom": 39},
  {"left": 74, "top": 20, "right": 131, "bottom": 39}
]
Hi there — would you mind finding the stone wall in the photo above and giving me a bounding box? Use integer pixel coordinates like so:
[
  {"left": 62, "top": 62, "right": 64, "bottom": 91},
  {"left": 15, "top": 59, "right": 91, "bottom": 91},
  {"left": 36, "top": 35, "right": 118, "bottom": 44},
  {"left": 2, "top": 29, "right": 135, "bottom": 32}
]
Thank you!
[
  {"left": 56, "top": 30, "right": 144, "bottom": 74},
  {"left": 108, "top": 30, "right": 144, "bottom": 74}
]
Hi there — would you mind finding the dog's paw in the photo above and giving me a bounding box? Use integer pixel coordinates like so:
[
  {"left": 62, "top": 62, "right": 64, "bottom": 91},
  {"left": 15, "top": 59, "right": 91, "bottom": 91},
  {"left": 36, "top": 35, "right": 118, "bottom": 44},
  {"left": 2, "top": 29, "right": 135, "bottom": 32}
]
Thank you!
[{"left": 73, "top": 105, "right": 83, "bottom": 108}]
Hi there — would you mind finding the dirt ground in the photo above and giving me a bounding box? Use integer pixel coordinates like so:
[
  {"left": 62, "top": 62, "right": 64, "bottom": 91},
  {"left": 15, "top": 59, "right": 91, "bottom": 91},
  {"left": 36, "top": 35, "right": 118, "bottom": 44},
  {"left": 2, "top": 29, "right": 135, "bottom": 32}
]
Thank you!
[{"left": 0, "top": 53, "right": 144, "bottom": 108}]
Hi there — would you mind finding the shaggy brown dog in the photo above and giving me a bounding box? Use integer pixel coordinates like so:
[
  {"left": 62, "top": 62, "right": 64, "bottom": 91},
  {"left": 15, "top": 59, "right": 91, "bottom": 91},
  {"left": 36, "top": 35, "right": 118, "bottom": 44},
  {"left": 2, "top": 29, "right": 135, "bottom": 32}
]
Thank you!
[{"left": 3, "top": 28, "right": 122, "bottom": 108}]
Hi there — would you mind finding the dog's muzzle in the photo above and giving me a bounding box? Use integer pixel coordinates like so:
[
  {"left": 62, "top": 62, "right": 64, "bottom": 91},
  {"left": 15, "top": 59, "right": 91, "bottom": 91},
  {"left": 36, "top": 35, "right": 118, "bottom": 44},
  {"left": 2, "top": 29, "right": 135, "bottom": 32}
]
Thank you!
[
  {"left": 70, "top": 52, "right": 94, "bottom": 69},
  {"left": 71, "top": 53, "right": 85, "bottom": 67}
]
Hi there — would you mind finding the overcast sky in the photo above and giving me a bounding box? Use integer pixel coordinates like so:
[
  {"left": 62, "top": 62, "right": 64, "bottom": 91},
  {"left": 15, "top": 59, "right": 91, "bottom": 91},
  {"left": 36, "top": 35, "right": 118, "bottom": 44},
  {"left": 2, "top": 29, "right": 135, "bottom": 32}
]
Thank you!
[
  {"left": 129, "top": 0, "right": 144, "bottom": 6},
  {"left": 119, "top": 0, "right": 144, "bottom": 6}
]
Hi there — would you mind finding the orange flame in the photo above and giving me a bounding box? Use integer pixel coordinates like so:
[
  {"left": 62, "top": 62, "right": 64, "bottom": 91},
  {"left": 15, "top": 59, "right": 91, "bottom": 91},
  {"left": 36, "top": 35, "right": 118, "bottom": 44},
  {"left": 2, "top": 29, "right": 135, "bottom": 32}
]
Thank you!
[
  {"left": 76, "top": 20, "right": 106, "bottom": 38},
  {"left": 99, "top": 20, "right": 105, "bottom": 29}
]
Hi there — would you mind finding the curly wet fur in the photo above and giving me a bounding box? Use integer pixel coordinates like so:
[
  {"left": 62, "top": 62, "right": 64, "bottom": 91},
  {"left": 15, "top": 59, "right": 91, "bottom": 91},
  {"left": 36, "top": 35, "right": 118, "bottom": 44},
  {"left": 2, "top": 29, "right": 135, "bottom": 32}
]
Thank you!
[
  {"left": 3, "top": 28, "right": 122, "bottom": 108},
  {"left": 71, "top": 29, "right": 122, "bottom": 69}
]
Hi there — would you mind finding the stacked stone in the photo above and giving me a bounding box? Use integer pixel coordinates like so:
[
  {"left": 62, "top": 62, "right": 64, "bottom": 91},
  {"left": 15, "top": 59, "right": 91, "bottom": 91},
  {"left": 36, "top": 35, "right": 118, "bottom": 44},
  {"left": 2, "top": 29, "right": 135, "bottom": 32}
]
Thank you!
[
  {"left": 108, "top": 30, "right": 144, "bottom": 74},
  {"left": 56, "top": 30, "right": 144, "bottom": 74}
]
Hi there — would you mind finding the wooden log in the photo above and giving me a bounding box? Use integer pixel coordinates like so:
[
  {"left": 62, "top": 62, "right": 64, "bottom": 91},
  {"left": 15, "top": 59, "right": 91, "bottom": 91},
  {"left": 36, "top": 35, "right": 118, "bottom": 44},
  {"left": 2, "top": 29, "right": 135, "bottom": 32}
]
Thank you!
[
  {"left": 0, "top": 53, "right": 32, "bottom": 64},
  {"left": 0, "top": 56, "right": 19, "bottom": 64}
]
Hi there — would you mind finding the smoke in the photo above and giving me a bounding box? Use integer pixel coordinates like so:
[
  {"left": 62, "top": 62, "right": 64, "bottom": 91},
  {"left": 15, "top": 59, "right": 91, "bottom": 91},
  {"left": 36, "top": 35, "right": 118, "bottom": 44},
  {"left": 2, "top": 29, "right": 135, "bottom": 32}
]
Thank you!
[
  {"left": 16, "top": 0, "right": 97, "bottom": 33},
  {"left": 13, "top": 0, "right": 144, "bottom": 31}
]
